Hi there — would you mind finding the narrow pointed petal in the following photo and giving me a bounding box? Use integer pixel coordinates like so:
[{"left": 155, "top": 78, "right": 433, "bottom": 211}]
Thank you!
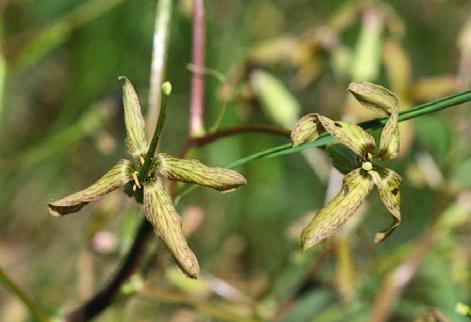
[
  {"left": 143, "top": 179, "right": 200, "bottom": 278},
  {"left": 119, "top": 76, "right": 148, "bottom": 159},
  {"left": 317, "top": 115, "right": 376, "bottom": 159},
  {"left": 377, "top": 110, "right": 400, "bottom": 160},
  {"left": 369, "top": 167, "right": 402, "bottom": 243},
  {"left": 290, "top": 113, "right": 325, "bottom": 147},
  {"left": 48, "top": 160, "right": 135, "bottom": 216},
  {"left": 348, "top": 81, "right": 400, "bottom": 160},
  {"left": 301, "top": 168, "right": 374, "bottom": 250},
  {"left": 157, "top": 154, "right": 247, "bottom": 192}
]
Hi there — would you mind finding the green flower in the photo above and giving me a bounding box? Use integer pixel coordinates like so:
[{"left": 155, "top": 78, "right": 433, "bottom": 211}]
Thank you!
[
  {"left": 291, "top": 81, "right": 402, "bottom": 250},
  {"left": 48, "top": 77, "right": 247, "bottom": 278}
]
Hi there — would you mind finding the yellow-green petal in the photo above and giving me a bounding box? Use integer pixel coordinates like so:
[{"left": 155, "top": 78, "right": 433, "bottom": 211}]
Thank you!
[
  {"left": 143, "top": 179, "right": 200, "bottom": 278},
  {"left": 119, "top": 76, "right": 148, "bottom": 159},
  {"left": 347, "top": 81, "right": 399, "bottom": 115},
  {"left": 290, "top": 113, "right": 325, "bottom": 147},
  {"left": 318, "top": 115, "right": 376, "bottom": 159},
  {"left": 377, "top": 110, "right": 400, "bottom": 160},
  {"left": 157, "top": 153, "right": 247, "bottom": 192},
  {"left": 48, "top": 160, "right": 135, "bottom": 216},
  {"left": 369, "top": 167, "right": 401, "bottom": 243},
  {"left": 301, "top": 168, "right": 374, "bottom": 250},
  {"left": 348, "top": 81, "right": 400, "bottom": 159}
]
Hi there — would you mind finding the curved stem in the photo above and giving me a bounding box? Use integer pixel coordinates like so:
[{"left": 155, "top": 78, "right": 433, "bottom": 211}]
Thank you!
[
  {"left": 64, "top": 221, "right": 153, "bottom": 322},
  {"left": 0, "top": 265, "right": 50, "bottom": 322}
]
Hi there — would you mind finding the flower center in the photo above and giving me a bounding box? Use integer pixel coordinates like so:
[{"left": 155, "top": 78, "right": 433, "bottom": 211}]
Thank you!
[{"left": 362, "top": 161, "right": 373, "bottom": 171}]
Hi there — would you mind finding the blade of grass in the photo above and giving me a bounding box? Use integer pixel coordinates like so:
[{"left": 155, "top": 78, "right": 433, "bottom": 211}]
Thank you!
[
  {"left": 0, "top": 265, "right": 50, "bottom": 322},
  {"left": 7, "top": 0, "right": 124, "bottom": 72}
]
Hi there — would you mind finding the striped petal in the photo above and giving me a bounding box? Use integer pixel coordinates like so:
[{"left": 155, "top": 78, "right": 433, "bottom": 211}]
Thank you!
[
  {"left": 301, "top": 168, "right": 374, "bottom": 250},
  {"left": 119, "top": 76, "right": 148, "bottom": 159},
  {"left": 143, "top": 179, "right": 200, "bottom": 278},
  {"left": 348, "top": 81, "right": 400, "bottom": 160},
  {"left": 369, "top": 167, "right": 402, "bottom": 243},
  {"left": 291, "top": 113, "right": 376, "bottom": 159},
  {"left": 317, "top": 115, "right": 376, "bottom": 159},
  {"left": 157, "top": 153, "right": 247, "bottom": 192},
  {"left": 48, "top": 160, "right": 135, "bottom": 216}
]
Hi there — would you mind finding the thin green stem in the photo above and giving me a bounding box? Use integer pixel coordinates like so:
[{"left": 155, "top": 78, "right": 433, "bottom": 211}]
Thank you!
[
  {"left": 147, "top": 0, "right": 172, "bottom": 135},
  {"left": 227, "top": 89, "right": 471, "bottom": 169},
  {"left": 139, "top": 85, "right": 171, "bottom": 181},
  {"left": 0, "top": 265, "right": 50, "bottom": 322}
]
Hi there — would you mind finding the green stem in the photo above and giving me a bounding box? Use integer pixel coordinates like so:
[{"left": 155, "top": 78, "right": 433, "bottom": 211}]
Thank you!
[
  {"left": 226, "top": 89, "right": 471, "bottom": 169},
  {"left": 139, "top": 84, "right": 171, "bottom": 181},
  {"left": 147, "top": 0, "right": 172, "bottom": 135},
  {"left": 0, "top": 265, "right": 50, "bottom": 322}
]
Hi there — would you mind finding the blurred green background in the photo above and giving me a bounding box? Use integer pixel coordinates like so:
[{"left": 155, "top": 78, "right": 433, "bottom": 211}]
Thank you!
[{"left": 1, "top": 0, "right": 471, "bottom": 321}]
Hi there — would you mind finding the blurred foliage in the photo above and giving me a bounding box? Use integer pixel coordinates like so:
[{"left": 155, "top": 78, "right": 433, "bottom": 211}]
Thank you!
[{"left": 1, "top": 0, "right": 471, "bottom": 321}]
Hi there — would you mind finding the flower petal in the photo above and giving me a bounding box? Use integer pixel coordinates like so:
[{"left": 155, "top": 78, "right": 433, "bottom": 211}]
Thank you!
[
  {"left": 157, "top": 153, "right": 247, "bottom": 192},
  {"left": 48, "top": 160, "right": 135, "bottom": 216},
  {"left": 301, "top": 168, "right": 374, "bottom": 250},
  {"left": 119, "top": 76, "right": 148, "bottom": 159},
  {"left": 143, "top": 179, "right": 200, "bottom": 278},
  {"left": 290, "top": 113, "right": 325, "bottom": 147},
  {"left": 291, "top": 113, "right": 376, "bottom": 159},
  {"left": 377, "top": 110, "right": 400, "bottom": 160},
  {"left": 368, "top": 167, "right": 402, "bottom": 243},
  {"left": 347, "top": 81, "right": 399, "bottom": 115},
  {"left": 348, "top": 81, "right": 400, "bottom": 160}
]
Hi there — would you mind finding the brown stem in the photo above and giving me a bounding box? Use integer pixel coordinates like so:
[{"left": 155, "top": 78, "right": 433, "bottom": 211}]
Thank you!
[
  {"left": 184, "top": 124, "right": 290, "bottom": 151},
  {"left": 64, "top": 220, "right": 153, "bottom": 322},
  {"left": 189, "top": 0, "right": 206, "bottom": 137}
]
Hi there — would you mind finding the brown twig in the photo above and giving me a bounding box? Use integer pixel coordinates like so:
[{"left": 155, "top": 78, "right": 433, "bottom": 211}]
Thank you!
[
  {"left": 64, "top": 220, "right": 153, "bottom": 322},
  {"left": 184, "top": 124, "right": 290, "bottom": 151},
  {"left": 189, "top": 0, "right": 206, "bottom": 137}
]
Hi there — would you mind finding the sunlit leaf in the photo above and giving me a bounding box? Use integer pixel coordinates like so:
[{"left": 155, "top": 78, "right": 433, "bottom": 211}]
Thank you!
[
  {"left": 143, "top": 179, "right": 200, "bottom": 278},
  {"left": 369, "top": 167, "right": 401, "bottom": 243},
  {"left": 157, "top": 153, "right": 247, "bottom": 192},
  {"left": 119, "top": 76, "right": 148, "bottom": 159},
  {"left": 48, "top": 159, "right": 135, "bottom": 216},
  {"left": 301, "top": 168, "right": 374, "bottom": 250}
]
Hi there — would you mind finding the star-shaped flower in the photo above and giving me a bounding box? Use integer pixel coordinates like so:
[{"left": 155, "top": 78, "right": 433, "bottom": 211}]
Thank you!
[
  {"left": 48, "top": 77, "right": 247, "bottom": 278},
  {"left": 291, "top": 81, "right": 402, "bottom": 250}
]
